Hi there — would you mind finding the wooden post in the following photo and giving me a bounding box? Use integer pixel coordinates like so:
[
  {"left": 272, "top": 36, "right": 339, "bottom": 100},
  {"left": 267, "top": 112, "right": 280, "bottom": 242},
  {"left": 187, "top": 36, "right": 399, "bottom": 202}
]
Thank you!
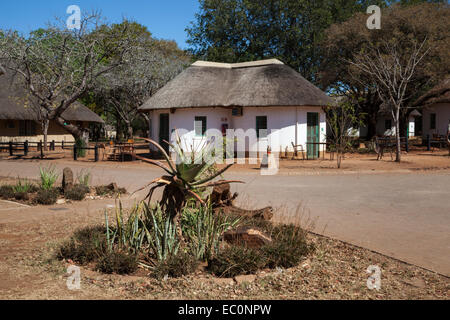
[
  {"left": 62, "top": 140, "right": 65, "bottom": 150},
  {"left": 427, "top": 134, "right": 431, "bottom": 151},
  {"left": 73, "top": 145, "right": 78, "bottom": 161},
  {"left": 9, "top": 141, "right": 13, "bottom": 156},
  {"left": 94, "top": 145, "right": 99, "bottom": 162},
  {"left": 24, "top": 140, "right": 29, "bottom": 156},
  {"left": 51, "top": 140, "right": 55, "bottom": 151},
  {"left": 405, "top": 135, "right": 409, "bottom": 153},
  {"left": 39, "top": 141, "right": 44, "bottom": 158}
]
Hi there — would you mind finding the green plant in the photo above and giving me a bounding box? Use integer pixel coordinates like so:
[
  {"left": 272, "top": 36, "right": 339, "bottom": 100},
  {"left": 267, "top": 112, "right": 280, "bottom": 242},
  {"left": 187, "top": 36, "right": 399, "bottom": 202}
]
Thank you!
[
  {"left": 207, "top": 245, "right": 267, "bottom": 278},
  {"left": 262, "top": 224, "right": 313, "bottom": 269},
  {"left": 95, "top": 251, "right": 138, "bottom": 275},
  {"left": 151, "top": 251, "right": 198, "bottom": 279},
  {"left": 56, "top": 225, "right": 107, "bottom": 264},
  {"left": 75, "top": 138, "right": 87, "bottom": 157},
  {"left": 64, "top": 184, "right": 90, "bottom": 201},
  {"left": 0, "top": 185, "right": 15, "bottom": 199},
  {"left": 76, "top": 169, "right": 91, "bottom": 187},
  {"left": 13, "top": 178, "right": 36, "bottom": 194},
  {"left": 35, "top": 188, "right": 58, "bottom": 205},
  {"left": 135, "top": 135, "right": 242, "bottom": 245},
  {"left": 39, "top": 165, "right": 59, "bottom": 190},
  {"left": 182, "top": 205, "right": 241, "bottom": 261}
]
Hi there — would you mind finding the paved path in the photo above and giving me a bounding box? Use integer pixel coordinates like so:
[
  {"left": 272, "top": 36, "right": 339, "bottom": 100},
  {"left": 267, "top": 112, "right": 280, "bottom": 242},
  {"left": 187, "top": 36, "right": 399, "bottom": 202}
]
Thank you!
[{"left": 0, "top": 160, "right": 449, "bottom": 276}]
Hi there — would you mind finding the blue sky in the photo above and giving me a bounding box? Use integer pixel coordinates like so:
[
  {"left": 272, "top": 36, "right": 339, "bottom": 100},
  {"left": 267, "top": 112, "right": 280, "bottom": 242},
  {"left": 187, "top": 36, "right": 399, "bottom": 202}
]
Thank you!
[{"left": 0, "top": 0, "right": 200, "bottom": 49}]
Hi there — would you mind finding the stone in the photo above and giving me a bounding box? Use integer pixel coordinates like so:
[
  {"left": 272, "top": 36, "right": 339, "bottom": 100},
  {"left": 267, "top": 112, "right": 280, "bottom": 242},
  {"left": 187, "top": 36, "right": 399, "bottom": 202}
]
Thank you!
[
  {"left": 224, "top": 227, "right": 272, "bottom": 248},
  {"left": 217, "top": 206, "right": 274, "bottom": 221},
  {"left": 62, "top": 167, "right": 73, "bottom": 191},
  {"left": 107, "top": 182, "right": 119, "bottom": 191},
  {"left": 56, "top": 199, "right": 66, "bottom": 205},
  {"left": 234, "top": 275, "right": 256, "bottom": 284}
]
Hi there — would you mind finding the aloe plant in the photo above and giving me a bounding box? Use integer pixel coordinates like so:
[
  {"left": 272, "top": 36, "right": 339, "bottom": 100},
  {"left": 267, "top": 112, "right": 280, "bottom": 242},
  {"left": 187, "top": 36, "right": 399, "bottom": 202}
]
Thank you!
[{"left": 135, "top": 134, "right": 242, "bottom": 246}]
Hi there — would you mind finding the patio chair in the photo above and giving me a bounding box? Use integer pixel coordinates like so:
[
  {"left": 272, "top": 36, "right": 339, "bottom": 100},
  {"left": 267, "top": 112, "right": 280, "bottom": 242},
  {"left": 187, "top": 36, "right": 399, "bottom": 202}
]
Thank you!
[{"left": 291, "top": 142, "right": 306, "bottom": 160}]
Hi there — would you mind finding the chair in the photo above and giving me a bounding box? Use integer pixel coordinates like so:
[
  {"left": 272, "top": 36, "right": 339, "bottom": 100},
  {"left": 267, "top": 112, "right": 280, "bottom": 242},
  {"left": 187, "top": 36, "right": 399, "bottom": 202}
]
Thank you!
[{"left": 291, "top": 142, "right": 306, "bottom": 160}]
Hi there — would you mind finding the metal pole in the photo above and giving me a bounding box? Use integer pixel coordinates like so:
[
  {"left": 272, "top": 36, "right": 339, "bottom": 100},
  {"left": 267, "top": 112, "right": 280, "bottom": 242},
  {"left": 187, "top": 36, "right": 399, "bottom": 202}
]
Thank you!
[
  {"left": 73, "top": 145, "right": 77, "bottom": 161},
  {"left": 427, "top": 134, "right": 431, "bottom": 151}
]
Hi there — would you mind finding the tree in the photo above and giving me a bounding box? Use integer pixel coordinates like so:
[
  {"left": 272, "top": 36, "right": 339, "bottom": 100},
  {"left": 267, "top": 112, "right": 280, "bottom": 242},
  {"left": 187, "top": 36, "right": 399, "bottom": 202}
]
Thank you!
[
  {"left": 187, "top": 0, "right": 387, "bottom": 83},
  {"left": 324, "top": 100, "right": 363, "bottom": 168},
  {"left": 0, "top": 13, "right": 136, "bottom": 147},
  {"left": 320, "top": 2, "right": 450, "bottom": 139},
  {"left": 92, "top": 22, "right": 189, "bottom": 139}
]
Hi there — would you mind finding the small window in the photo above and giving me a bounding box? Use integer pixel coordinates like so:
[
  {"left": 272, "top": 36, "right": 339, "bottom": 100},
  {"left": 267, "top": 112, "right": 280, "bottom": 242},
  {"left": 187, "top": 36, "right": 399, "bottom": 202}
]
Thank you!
[
  {"left": 256, "top": 116, "right": 267, "bottom": 139},
  {"left": 194, "top": 116, "right": 207, "bottom": 136},
  {"left": 385, "top": 119, "right": 392, "bottom": 131},
  {"left": 430, "top": 113, "right": 436, "bottom": 130},
  {"left": 5, "top": 120, "right": 15, "bottom": 129}
]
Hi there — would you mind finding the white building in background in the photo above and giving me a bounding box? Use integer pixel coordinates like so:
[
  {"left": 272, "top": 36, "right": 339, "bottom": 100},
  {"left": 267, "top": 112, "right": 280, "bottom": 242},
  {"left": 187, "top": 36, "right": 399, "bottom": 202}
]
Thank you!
[{"left": 139, "top": 59, "right": 334, "bottom": 159}]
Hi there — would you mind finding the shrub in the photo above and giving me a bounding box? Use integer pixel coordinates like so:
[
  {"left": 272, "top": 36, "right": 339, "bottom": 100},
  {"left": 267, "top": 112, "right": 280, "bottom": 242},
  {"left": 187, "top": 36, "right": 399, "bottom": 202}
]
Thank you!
[
  {"left": 208, "top": 245, "right": 267, "bottom": 278},
  {"left": 151, "top": 251, "right": 199, "bottom": 279},
  {"left": 0, "top": 185, "right": 14, "bottom": 199},
  {"left": 13, "top": 178, "right": 36, "bottom": 194},
  {"left": 74, "top": 138, "right": 87, "bottom": 157},
  {"left": 65, "top": 184, "right": 90, "bottom": 201},
  {"left": 39, "top": 165, "right": 59, "bottom": 190},
  {"left": 14, "top": 192, "right": 29, "bottom": 201},
  {"left": 95, "top": 185, "right": 110, "bottom": 196},
  {"left": 262, "top": 224, "right": 313, "bottom": 269},
  {"left": 96, "top": 251, "right": 138, "bottom": 275},
  {"left": 77, "top": 170, "right": 91, "bottom": 187},
  {"left": 56, "top": 225, "right": 107, "bottom": 264},
  {"left": 35, "top": 188, "right": 59, "bottom": 205}
]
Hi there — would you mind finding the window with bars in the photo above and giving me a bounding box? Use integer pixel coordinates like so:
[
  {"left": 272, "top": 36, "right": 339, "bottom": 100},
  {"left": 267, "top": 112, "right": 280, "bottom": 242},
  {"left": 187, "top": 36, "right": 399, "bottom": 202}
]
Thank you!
[
  {"left": 256, "top": 116, "right": 267, "bottom": 138},
  {"left": 195, "top": 116, "right": 207, "bottom": 136}
]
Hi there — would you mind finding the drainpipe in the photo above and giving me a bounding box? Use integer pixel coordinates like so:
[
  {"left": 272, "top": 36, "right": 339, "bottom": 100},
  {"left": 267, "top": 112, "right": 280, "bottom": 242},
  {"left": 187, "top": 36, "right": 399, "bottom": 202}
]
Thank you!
[{"left": 295, "top": 107, "right": 298, "bottom": 149}]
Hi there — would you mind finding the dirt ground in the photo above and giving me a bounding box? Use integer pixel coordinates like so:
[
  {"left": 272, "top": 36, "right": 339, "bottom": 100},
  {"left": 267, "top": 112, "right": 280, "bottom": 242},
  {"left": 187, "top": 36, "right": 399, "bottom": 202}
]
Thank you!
[{"left": 0, "top": 198, "right": 448, "bottom": 300}]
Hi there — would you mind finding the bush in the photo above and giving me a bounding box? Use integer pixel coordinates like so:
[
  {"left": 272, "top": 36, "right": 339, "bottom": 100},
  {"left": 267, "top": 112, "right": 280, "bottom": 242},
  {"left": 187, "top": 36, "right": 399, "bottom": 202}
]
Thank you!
[
  {"left": 14, "top": 192, "right": 29, "bottom": 201},
  {"left": 65, "top": 184, "right": 90, "bottom": 201},
  {"left": 35, "top": 188, "right": 59, "bottom": 205},
  {"left": 74, "top": 138, "right": 87, "bottom": 157},
  {"left": 39, "top": 165, "right": 59, "bottom": 190},
  {"left": 95, "top": 185, "right": 110, "bottom": 196},
  {"left": 96, "top": 251, "right": 138, "bottom": 275},
  {"left": 13, "top": 179, "right": 37, "bottom": 194},
  {"left": 208, "top": 245, "right": 267, "bottom": 278},
  {"left": 57, "top": 225, "right": 107, "bottom": 264},
  {"left": 0, "top": 185, "right": 14, "bottom": 199},
  {"left": 262, "top": 224, "right": 313, "bottom": 269},
  {"left": 151, "top": 251, "right": 199, "bottom": 279}
]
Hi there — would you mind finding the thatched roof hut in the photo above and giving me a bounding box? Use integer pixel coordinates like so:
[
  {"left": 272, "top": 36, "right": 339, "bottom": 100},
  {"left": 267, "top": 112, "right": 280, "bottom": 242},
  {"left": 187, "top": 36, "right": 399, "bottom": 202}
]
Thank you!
[
  {"left": 415, "top": 77, "right": 450, "bottom": 107},
  {"left": 139, "top": 59, "right": 333, "bottom": 111},
  {"left": 0, "top": 74, "right": 104, "bottom": 123}
]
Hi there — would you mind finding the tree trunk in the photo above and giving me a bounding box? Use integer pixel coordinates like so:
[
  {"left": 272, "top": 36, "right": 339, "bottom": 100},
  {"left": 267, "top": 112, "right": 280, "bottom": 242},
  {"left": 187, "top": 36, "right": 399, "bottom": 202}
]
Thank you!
[
  {"left": 125, "top": 121, "right": 133, "bottom": 140},
  {"left": 53, "top": 116, "right": 89, "bottom": 145},
  {"left": 394, "top": 108, "right": 401, "bottom": 162},
  {"left": 367, "top": 113, "right": 378, "bottom": 140},
  {"left": 42, "top": 119, "right": 49, "bottom": 151}
]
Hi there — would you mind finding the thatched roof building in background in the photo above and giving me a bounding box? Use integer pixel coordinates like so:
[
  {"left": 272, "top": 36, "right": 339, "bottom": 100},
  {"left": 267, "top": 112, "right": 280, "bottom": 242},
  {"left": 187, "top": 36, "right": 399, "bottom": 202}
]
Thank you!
[
  {"left": 0, "top": 74, "right": 104, "bottom": 123},
  {"left": 415, "top": 77, "right": 450, "bottom": 107},
  {"left": 139, "top": 59, "right": 333, "bottom": 111}
]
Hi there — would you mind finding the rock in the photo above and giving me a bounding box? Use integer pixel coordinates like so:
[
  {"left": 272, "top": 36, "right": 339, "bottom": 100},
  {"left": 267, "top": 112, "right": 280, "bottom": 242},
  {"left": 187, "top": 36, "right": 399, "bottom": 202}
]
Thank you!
[
  {"left": 56, "top": 199, "right": 66, "bottom": 205},
  {"left": 107, "top": 182, "right": 119, "bottom": 192},
  {"left": 62, "top": 167, "right": 74, "bottom": 191},
  {"left": 212, "top": 278, "right": 235, "bottom": 286},
  {"left": 210, "top": 181, "right": 238, "bottom": 207},
  {"left": 234, "top": 274, "right": 256, "bottom": 284},
  {"left": 217, "top": 205, "right": 274, "bottom": 221},
  {"left": 224, "top": 227, "right": 272, "bottom": 248}
]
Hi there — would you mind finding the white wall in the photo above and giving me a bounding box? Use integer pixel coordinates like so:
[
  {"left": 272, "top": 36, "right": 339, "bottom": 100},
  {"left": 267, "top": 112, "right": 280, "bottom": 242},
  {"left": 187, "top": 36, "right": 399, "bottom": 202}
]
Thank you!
[
  {"left": 422, "top": 103, "right": 450, "bottom": 137},
  {"left": 148, "top": 106, "right": 326, "bottom": 155}
]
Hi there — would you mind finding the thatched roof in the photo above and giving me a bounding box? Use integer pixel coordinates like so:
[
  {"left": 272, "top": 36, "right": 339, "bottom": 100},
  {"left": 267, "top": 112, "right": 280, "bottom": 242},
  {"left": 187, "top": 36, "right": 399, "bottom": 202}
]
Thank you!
[
  {"left": 139, "top": 59, "right": 333, "bottom": 111},
  {"left": 414, "top": 77, "right": 450, "bottom": 107},
  {"left": 0, "top": 74, "right": 104, "bottom": 123}
]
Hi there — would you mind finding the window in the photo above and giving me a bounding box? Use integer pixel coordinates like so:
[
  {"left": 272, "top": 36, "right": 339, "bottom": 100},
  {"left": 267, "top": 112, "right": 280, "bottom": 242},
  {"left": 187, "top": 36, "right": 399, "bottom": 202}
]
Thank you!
[
  {"left": 5, "top": 120, "right": 15, "bottom": 129},
  {"left": 256, "top": 116, "right": 267, "bottom": 139},
  {"left": 19, "top": 120, "right": 37, "bottom": 136},
  {"left": 195, "top": 116, "right": 207, "bottom": 136},
  {"left": 385, "top": 119, "right": 392, "bottom": 131},
  {"left": 430, "top": 113, "right": 436, "bottom": 130}
]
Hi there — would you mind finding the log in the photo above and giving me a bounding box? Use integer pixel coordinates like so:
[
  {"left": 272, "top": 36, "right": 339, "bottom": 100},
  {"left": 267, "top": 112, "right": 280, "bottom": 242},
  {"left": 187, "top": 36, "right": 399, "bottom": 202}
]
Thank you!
[{"left": 224, "top": 227, "right": 272, "bottom": 248}]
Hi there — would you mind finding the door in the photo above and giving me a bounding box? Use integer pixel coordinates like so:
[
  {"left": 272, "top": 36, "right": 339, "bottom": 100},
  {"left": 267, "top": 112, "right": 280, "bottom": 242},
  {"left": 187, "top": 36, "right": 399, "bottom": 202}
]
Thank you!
[
  {"left": 307, "top": 112, "right": 319, "bottom": 159},
  {"left": 159, "top": 113, "right": 170, "bottom": 153}
]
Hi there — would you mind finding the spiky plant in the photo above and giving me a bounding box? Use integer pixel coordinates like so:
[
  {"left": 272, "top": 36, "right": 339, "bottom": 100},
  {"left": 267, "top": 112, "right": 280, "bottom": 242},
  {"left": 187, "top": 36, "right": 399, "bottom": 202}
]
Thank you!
[{"left": 135, "top": 135, "right": 242, "bottom": 246}]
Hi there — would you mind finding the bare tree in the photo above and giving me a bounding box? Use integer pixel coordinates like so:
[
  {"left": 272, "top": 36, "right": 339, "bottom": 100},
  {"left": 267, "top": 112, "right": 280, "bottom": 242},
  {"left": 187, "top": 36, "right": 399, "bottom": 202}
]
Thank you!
[
  {"left": 0, "top": 13, "right": 133, "bottom": 147},
  {"left": 348, "top": 38, "right": 430, "bottom": 162},
  {"left": 324, "top": 100, "right": 363, "bottom": 168}
]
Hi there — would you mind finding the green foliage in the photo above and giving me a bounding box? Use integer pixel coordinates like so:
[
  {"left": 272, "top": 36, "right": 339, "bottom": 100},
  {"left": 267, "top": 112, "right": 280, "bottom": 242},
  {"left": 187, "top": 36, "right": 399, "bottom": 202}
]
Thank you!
[
  {"left": 57, "top": 226, "right": 107, "bottom": 264},
  {"left": 75, "top": 138, "right": 87, "bottom": 157},
  {"left": 182, "top": 205, "right": 241, "bottom": 261},
  {"left": 95, "top": 251, "right": 138, "bottom": 275},
  {"left": 35, "top": 188, "right": 58, "bottom": 205},
  {"left": 76, "top": 170, "right": 91, "bottom": 187},
  {"left": 64, "top": 184, "right": 90, "bottom": 201},
  {"left": 12, "top": 178, "right": 36, "bottom": 194},
  {"left": 39, "top": 165, "right": 59, "bottom": 191},
  {"left": 0, "top": 185, "right": 14, "bottom": 199},
  {"left": 151, "top": 251, "right": 199, "bottom": 279},
  {"left": 208, "top": 245, "right": 266, "bottom": 278},
  {"left": 262, "top": 224, "right": 313, "bottom": 269}
]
